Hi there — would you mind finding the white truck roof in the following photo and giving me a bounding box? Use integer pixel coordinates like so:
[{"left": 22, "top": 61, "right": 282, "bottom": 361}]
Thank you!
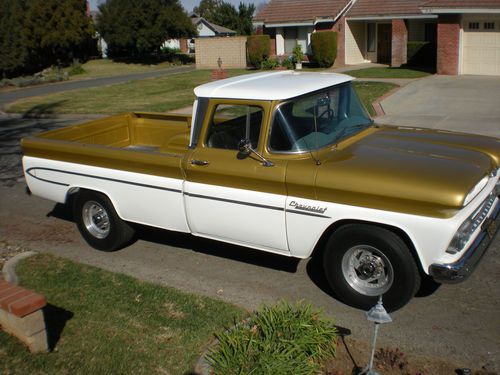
[{"left": 194, "top": 71, "right": 354, "bottom": 101}]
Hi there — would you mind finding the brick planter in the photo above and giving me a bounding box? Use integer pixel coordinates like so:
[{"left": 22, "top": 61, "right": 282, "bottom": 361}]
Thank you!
[{"left": 0, "top": 278, "right": 48, "bottom": 352}]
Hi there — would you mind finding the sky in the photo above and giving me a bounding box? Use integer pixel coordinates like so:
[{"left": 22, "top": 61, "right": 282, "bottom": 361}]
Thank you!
[{"left": 89, "top": 0, "right": 259, "bottom": 13}]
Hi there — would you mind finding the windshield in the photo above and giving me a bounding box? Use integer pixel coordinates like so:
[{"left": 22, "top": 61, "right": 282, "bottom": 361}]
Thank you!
[{"left": 269, "top": 82, "right": 372, "bottom": 153}]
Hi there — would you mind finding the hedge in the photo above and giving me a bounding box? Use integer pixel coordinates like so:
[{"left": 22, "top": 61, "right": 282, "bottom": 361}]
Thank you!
[
  {"left": 247, "top": 35, "right": 270, "bottom": 68},
  {"left": 311, "top": 32, "right": 337, "bottom": 68}
]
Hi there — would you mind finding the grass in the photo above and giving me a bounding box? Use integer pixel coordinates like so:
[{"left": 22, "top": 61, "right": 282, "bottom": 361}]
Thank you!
[
  {"left": 346, "top": 67, "right": 432, "bottom": 79},
  {"left": 7, "top": 71, "right": 396, "bottom": 117},
  {"left": 0, "top": 253, "right": 244, "bottom": 375},
  {"left": 7, "top": 69, "right": 249, "bottom": 114},
  {"left": 64, "top": 59, "right": 183, "bottom": 80},
  {"left": 353, "top": 81, "right": 397, "bottom": 116}
]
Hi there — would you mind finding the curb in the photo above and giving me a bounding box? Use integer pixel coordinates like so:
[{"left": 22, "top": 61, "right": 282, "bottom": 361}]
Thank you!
[
  {"left": 371, "top": 85, "right": 404, "bottom": 118},
  {"left": 2, "top": 251, "right": 38, "bottom": 285}
]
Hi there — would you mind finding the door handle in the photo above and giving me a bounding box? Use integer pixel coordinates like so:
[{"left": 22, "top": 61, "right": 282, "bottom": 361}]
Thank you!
[{"left": 190, "top": 159, "right": 209, "bottom": 166}]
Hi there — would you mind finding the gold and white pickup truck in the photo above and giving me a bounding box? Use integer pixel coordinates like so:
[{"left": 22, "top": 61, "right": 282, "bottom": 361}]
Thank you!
[{"left": 22, "top": 71, "right": 500, "bottom": 311}]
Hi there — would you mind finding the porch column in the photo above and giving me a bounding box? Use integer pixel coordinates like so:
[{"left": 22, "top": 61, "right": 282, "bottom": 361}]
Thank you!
[
  {"left": 436, "top": 14, "right": 460, "bottom": 75},
  {"left": 391, "top": 19, "right": 407, "bottom": 67},
  {"left": 276, "top": 27, "right": 285, "bottom": 55}
]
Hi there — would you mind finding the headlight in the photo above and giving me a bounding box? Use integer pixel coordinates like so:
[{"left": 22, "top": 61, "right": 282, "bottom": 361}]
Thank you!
[
  {"left": 463, "top": 176, "right": 488, "bottom": 206},
  {"left": 447, "top": 192, "right": 497, "bottom": 254}
]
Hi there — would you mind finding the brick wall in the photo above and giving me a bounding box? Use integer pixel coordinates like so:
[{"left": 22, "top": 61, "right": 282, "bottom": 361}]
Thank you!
[
  {"left": 437, "top": 14, "right": 460, "bottom": 75},
  {"left": 332, "top": 17, "right": 346, "bottom": 66},
  {"left": 195, "top": 37, "right": 248, "bottom": 69},
  {"left": 392, "top": 19, "right": 408, "bottom": 67}
]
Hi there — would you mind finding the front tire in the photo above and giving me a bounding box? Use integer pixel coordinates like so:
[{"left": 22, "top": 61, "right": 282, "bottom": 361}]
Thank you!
[
  {"left": 323, "top": 224, "right": 420, "bottom": 312},
  {"left": 73, "top": 190, "right": 135, "bottom": 251}
]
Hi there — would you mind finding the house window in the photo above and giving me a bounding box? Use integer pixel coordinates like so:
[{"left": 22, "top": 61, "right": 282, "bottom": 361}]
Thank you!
[
  {"left": 468, "top": 22, "right": 480, "bottom": 30},
  {"left": 484, "top": 22, "right": 495, "bottom": 30},
  {"left": 367, "top": 23, "right": 376, "bottom": 52}
]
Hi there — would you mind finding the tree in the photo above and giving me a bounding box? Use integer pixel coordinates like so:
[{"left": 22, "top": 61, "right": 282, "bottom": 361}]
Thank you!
[
  {"left": 24, "top": 0, "right": 95, "bottom": 68},
  {"left": 97, "top": 0, "right": 195, "bottom": 58},
  {"left": 0, "top": 0, "right": 29, "bottom": 77},
  {"left": 193, "top": 0, "right": 222, "bottom": 20},
  {"left": 0, "top": 0, "right": 94, "bottom": 77},
  {"left": 194, "top": 1, "right": 255, "bottom": 35}
]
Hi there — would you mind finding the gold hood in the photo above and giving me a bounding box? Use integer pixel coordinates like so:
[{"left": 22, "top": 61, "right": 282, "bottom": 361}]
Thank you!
[{"left": 314, "top": 126, "right": 500, "bottom": 218}]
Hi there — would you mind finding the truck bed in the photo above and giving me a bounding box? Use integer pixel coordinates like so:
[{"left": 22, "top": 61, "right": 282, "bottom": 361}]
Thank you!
[
  {"left": 22, "top": 112, "right": 191, "bottom": 180},
  {"left": 34, "top": 112, "right": 191, "bottom": 154}
]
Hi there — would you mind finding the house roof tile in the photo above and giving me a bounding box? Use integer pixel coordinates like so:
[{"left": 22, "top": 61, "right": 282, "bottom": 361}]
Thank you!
[
  {"left": 348, "top": 0, "right": 424, "bottom": 18},
  {"left": 254, "top": 0, "right": 350, "bottom": 23},
  {"left": 420, "top": 0, "right": 500, "bottom": 8}
]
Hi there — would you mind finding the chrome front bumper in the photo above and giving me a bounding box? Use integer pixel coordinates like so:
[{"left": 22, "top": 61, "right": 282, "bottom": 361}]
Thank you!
[{"left": 429, "top": 197, "right": 500, "bottom": 283}]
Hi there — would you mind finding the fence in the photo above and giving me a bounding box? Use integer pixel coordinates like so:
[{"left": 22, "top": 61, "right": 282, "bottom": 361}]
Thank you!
[{"left": 195, "top": 36, "right": 247, "bottom": 69}]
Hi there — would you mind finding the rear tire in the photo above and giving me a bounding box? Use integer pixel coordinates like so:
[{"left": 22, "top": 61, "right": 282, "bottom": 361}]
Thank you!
[
  {"left": 73, "top": 190, "right": 135, "bottom": 251},
  {"left": 323, "top": 224, "right": 420, "bottom": 312}
]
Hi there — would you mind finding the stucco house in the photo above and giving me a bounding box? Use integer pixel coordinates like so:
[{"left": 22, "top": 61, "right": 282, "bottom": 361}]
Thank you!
[
  {"left": 254, "top": 0, "right": 500, "bottom": 76},
  {"left": 164, "top": 13, "right": 236, "bottom": 53}
]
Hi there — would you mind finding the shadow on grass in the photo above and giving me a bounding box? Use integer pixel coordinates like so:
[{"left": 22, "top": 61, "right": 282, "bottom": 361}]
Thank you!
[
  {"left": 22, "top": 101, "right": 68, "bottom": 118},
  {"left": 47, "top": 202, "right": 300, "bottom": 273},
  {"left": 43, "top": 304, "right": 74, "bottom": 351}
]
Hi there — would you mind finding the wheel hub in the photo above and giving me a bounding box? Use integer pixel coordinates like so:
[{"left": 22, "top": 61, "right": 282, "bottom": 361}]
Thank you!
[
  {"left": 341, "top": 245, "right": 394, "bottom": 296},
  {"left": 82, "top": 201, "right": 110, "bottom": 239}
]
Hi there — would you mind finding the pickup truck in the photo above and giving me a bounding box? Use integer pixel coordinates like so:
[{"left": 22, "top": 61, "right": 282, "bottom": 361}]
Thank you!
[{"left": 22, "top": 71, "right": 500, "bottom": 311}]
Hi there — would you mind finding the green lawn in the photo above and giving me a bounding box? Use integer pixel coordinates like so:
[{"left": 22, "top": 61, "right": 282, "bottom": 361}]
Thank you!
[
  {"left": 66, "top": 59, "right": 185, "bottom": 80},
  {"left": 353, "top": 81, "right": 397, "bottom": 116},
  {"left": 7, "top": 69, "right": 249, "bottom": 114},
  {"left": 346, "top": 67, "right": 432, "bottom": 79},
  {"left": 0, "top": 254, "right": 244, "bottom": 375},
  {"left": 7, "top": 70, "right": 396, "bottom": 117}
]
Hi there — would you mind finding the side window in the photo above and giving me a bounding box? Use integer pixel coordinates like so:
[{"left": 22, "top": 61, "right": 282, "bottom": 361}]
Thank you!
[{"left": 206, "top": 104, "right": 263, "bottom": 150}]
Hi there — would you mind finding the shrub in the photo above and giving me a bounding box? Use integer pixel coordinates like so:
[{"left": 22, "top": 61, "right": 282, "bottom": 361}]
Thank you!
[
  {"left": 281, "top": 57, "right": 294, "bottom": 70},
  {"left": 68, "top": 59, "right": 85, "bottom": 76},
  {"left": 311, "top": 31, "right": 337, "bottom": 68},
  {"left": 206, "top": 301, "right": 338, "bottom": 375},
  {"left": 406, "top": 41, "right": 436, "bottom": 67},
  {"left": 247, "top": 35, "right": 270, "bottom": 68},
  {"left": 262, "top": 57, "right": 280, "bottom": 70}
]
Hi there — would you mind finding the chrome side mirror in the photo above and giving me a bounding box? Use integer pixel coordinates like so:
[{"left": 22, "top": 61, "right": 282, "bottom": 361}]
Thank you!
[{"left": 237, "top": 139, "right": 274, "bottom": 167}]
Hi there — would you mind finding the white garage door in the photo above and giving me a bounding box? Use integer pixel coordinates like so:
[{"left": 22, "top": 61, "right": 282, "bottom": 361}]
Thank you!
[{"left": 462, "top": 16, "right": 500, "bottom": 76}]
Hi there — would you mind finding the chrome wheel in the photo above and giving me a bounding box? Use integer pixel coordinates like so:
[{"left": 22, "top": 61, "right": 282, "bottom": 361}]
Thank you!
[
  {"left": 341, "top": 245, "right": 394, "bottom": 296},
  {"left": 82, "top": 200, "right": 110, "bottom": 239}
]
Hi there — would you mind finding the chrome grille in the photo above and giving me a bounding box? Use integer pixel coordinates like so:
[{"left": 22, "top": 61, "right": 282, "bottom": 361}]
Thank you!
[{"left": 471, "top": 193, "right": 496, "bottom": 232}]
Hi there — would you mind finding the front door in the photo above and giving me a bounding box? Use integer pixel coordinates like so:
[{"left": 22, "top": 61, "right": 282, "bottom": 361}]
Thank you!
[
  {"left": 183, "top": 100, "right": 289, "bottom": 254},
  {"left": 377, "top": 24, "right": 392, "bottom": 64}
]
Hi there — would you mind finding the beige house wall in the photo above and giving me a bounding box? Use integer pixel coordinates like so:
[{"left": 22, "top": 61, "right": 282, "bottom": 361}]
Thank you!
[
  {"left": 195, "top": 37, "right": 248, "bottom": 69},
  {"left": 345, "top": 21, "right": 366, "bottom": 64}
]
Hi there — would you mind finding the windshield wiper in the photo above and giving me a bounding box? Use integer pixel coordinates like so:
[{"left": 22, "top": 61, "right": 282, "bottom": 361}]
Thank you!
[{"left": 333, "top": 123, "right": 371, "bottom": 149}]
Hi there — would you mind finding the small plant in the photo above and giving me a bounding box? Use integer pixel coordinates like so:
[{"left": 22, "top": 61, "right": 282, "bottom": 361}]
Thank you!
[
  {"left": 262, "top": 57, "right": 280, "bottom": 70},
  {"left": 374, "top": 347, "right": 409, "bottom": 374},
  {"left": 68, "top": 59, "right": 85, "bottom": 75},
  {"left": 292, "top": 44, "right": 304, "bottom": 63},
  {"left": 281, "top": 57, "right": 294, "bottom": 70},
  {"left": 206, "top": 300, "right": 338, "bottom": 375}
]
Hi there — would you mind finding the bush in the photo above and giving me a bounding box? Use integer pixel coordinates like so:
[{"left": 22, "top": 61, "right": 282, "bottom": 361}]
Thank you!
[
  {"left": 406, "top": 41, "right": 436, "bottom": 67},
  {"left": 281, "top": 57, "right": 294, "bottom": 70},
  {"left": 292, "top": 44, "right": 304, "bottom": 63},
  {"left": 311, "top": 31, "right": 337, "bottom": 68},
  {"left": 68, "top": 59, "right": 85, "bottom": 76},
  {"left": 206, "top": 301, "right": 338, "bottom": 375},
  {"left": 262, "top": 57, "right": 280, "bottom": 70},
  {"left": 247, "top": 35, "right": 270, "bottom": 68}
]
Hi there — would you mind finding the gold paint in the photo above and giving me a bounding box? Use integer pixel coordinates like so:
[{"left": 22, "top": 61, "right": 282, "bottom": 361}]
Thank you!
[{"left": 22, "top": 108, "right": 500, "bottom": 220}]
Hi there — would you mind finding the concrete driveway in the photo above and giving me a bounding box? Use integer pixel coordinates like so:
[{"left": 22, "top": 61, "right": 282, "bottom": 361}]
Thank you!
[{"left": 378, "top": 75, "right": 500, "bottom": 137}]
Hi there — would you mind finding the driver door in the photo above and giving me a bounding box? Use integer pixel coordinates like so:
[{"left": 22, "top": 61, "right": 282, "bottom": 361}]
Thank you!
[{"left": 183, "top": 100, "right": 289, "bottom": 254}]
